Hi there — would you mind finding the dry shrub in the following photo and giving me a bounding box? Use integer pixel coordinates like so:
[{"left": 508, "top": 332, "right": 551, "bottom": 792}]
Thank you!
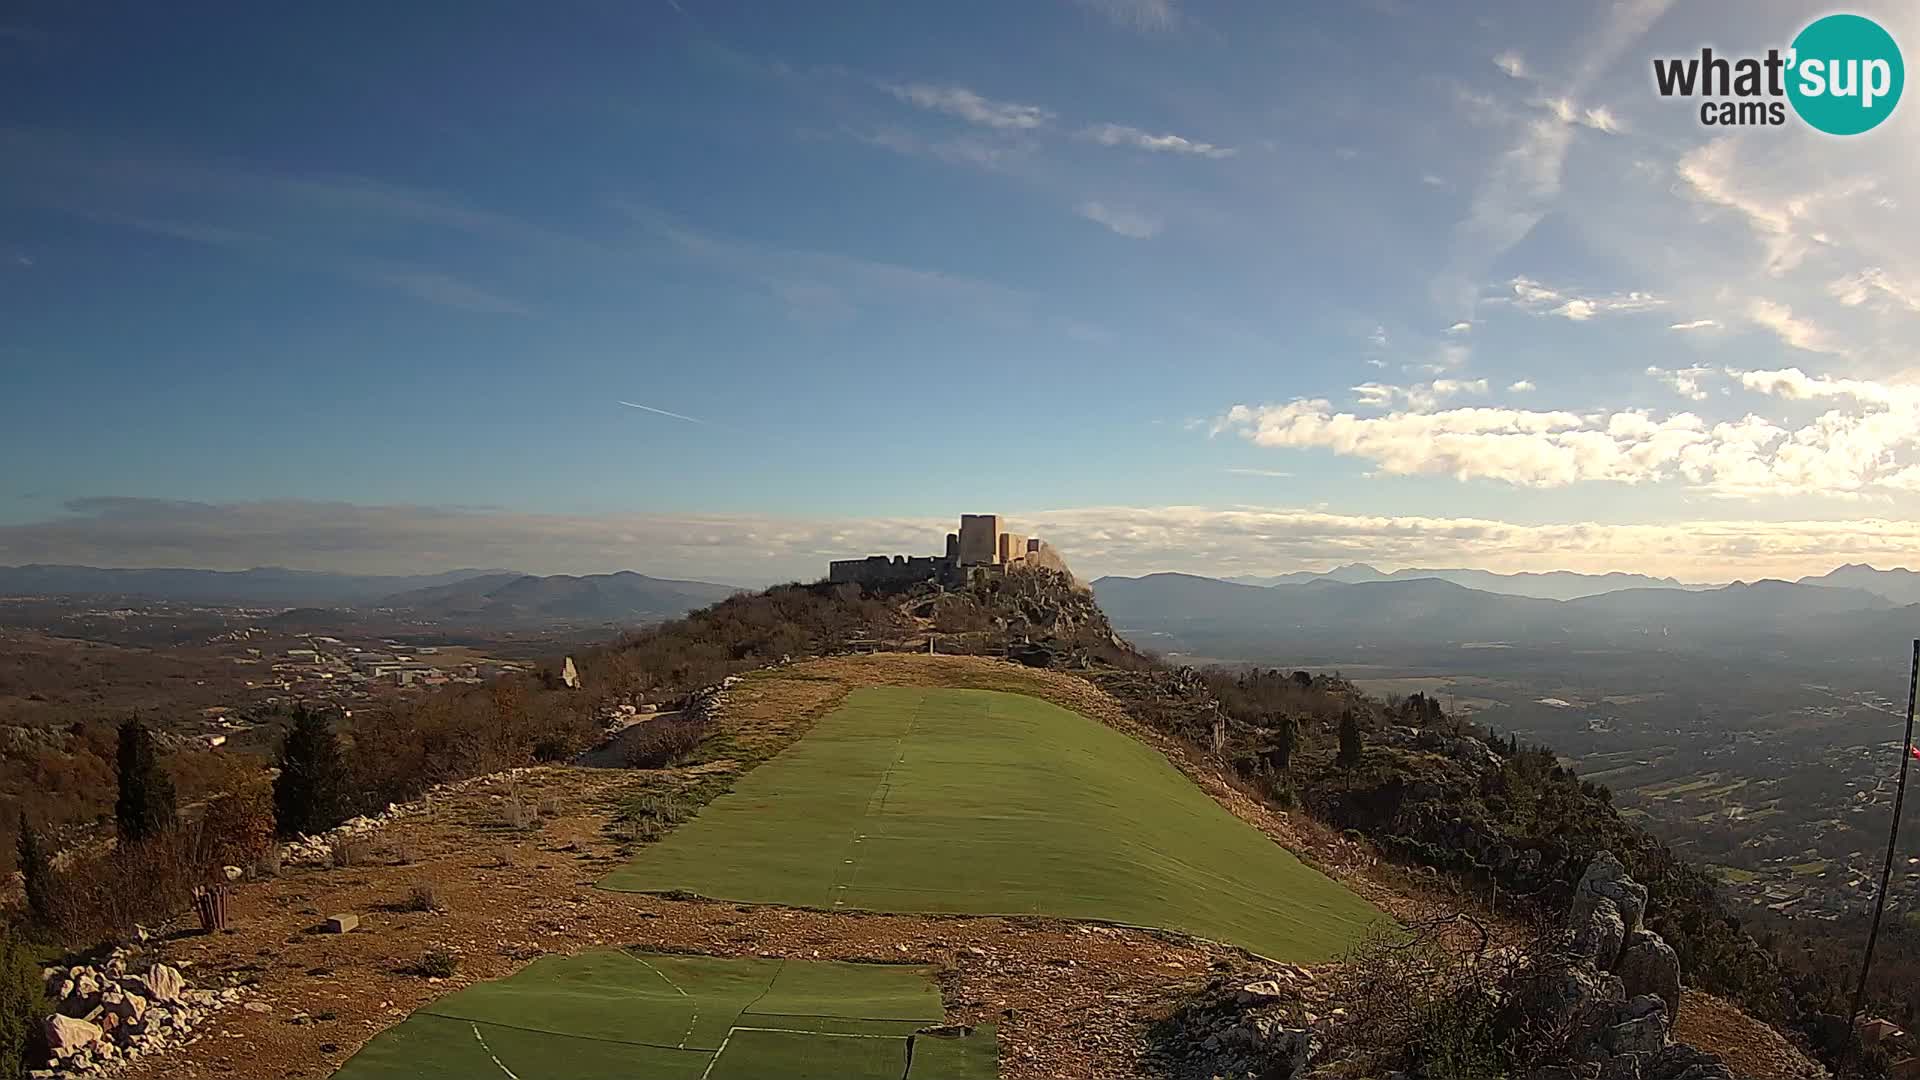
[
  {"left": 1321, "top": 915, "right": 1519, "bottom": 1080},
  {"left": 400, "top": 884, "right": 442, "bottom": 913},
  {"left": 198, "top": 786, "right": 276, "bottom": 869},
  {"left": 408, "top": 947, "right": 459, "bottom": 979},
  {"left": 34, "top": 828, "right": 219, "bottom": 947},
  {"left": 622, "top": 717, "right": 708, "bottom": 769},
  {"left": 501, "top": 787, "right": 539, "bottom": 832}
]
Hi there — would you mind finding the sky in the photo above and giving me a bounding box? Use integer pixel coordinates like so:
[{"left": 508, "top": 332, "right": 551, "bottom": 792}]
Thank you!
[{"left": 4, "top": 1, "right": 1920, "bottom": 584}]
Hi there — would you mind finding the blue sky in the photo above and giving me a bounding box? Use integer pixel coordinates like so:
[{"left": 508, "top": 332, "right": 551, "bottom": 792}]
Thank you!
[{"left": 4, "top": 1, "right": 1920, "bottom": 583}]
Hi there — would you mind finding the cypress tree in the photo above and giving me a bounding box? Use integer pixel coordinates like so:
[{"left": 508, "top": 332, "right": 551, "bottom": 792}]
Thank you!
[
  {"left": 1337, "top": 709, "right": 1363, "bottom": 767},
  {"left": 274, "top": 706, "right": 353, "bottom": 837},
  {"left": 15, "top": 813, "right": 51, "bottom": 925},
  {"left": 115, "top": 717, "right": 177, "bottom": 843}
]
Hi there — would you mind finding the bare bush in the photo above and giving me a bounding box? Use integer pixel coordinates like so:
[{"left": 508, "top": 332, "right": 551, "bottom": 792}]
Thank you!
[
  {"left": 407, "top": 947, "right": 459, "bottom": 979},
  {"left": 501, "top": 787, "right": 540, "bottom": 832},
  {"left": 622, "top": 718, "right": 708, "bottom": 769},
  {"left": 400, "top": 884, "right": 442, "bottom": 913}
]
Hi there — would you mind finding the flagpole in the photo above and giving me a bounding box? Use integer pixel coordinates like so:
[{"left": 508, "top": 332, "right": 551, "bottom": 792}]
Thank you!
[{"left": 1848, "top": 638, "right": 1920, "bottom": 1042}]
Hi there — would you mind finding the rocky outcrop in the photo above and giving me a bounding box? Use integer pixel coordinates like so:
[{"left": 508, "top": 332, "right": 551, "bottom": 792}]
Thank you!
[
  {"left": 1515, "top": 852, "right": 1725, "bottom": 1080},
  {"left": 1615, "top": 931, "right": 1681, "bottom": 1021}
]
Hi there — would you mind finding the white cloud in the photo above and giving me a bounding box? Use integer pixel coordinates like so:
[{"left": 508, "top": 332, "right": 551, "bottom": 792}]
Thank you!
[
  {"left": 884, "top": 82, "right": 1053, "bottom": 130},
  {"left": 1828, "top": 267, "right": 1920, "bottom": 313},
  {"left": 1541, "top": 97, "right": 1622, "bottom": 133},
  {"left": 1745, "top": 298, "right": 1839, "bottom": 353},
  {"left": 1447, "top": 321, "right": 1472, "bottom": 334},
  {"left": 1214, "top": 365, "right": 1920, "bottom": 499},
  {"left": 1646, "top": 365, "right": 1713, "bottom": 401},
  {"left": 1350, "top": 379, "right": 1489, "bottom": 411},
  {"left": 1075, "top": 200, "right": 1161, "bottom": 239},
  {"left": 1081, "top": 123, "right": 1235, "bottom": 158},
  {"left": 1225, "top": 467, "right": 1293, "bottom": 478},
  {"left": 1508, "top": 380, "right": 1536, "bottom": 392},
  {"left": 1668, "top": 319, "right": 1719, "bottom": 331},
  {"left": 1503, "top": 276, "right": 1664, "bottom": 320},
  {"left": 1493, "top": 51, "right": 1527, "bottom": 79}
]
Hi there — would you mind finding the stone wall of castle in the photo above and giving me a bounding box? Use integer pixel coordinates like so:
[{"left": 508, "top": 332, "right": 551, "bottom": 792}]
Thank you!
[{"left": 827, "top": 514, "right": 1072, "bottom": 589}]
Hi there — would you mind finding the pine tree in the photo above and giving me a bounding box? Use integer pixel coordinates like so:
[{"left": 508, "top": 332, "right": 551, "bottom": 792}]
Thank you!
[
  {"left": 274, "top": 706, "right": 353, "bottom": 837},
  {"left": 15, "top": 813, "right": 52, "bottom": 925},
  {"left": 1337, "top": 710, "right": 1363, "bottom": 767},
  {"left": 1273, "top": 715, "right": 1297, "bottom": 772},
  {"left": 115, "top": 717, "right": 177, "bottom": 843}
]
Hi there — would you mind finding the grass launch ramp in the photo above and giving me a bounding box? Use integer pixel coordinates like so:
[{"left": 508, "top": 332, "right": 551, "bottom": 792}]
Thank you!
[
  {"left": 331, "top": 950, "right": 995, "bottom": 1079},
  {"left": 603, "top": 686, "right": 1388, "bottom": 961}
]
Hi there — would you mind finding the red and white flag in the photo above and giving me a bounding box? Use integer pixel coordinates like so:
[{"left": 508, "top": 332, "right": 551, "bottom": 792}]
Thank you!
[{"left": 1911, "top": 744, "right": 1920, "bottom": 762}]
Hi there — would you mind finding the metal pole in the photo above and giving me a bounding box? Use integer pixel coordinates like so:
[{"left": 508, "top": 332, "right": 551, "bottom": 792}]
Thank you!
[{"left": 1848, "top": 638, "right": 1920, "bottom": 1040}]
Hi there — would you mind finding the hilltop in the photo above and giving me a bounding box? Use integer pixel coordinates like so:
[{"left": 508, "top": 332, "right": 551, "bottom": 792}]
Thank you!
[{"left": 1, "top": 539, "right": 1882, "bottom": 1079}]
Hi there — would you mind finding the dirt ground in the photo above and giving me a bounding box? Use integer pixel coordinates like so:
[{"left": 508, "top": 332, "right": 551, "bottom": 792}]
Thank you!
[{"left": 113, "top": 653, "right": 1821, "bottom": 1080}]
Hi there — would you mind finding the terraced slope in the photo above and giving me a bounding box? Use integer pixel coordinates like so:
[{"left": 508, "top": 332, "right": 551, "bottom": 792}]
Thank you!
[
  {"left": 331, "top": 950, "right": 995, "bottom": 1079},
  {"left": 603, "top": 686, "right": 1388, "bottom": 961}
]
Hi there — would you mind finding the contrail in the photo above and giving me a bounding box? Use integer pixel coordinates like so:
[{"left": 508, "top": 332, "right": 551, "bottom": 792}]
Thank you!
[{"left": 618, "top": 400, "right": 706, "bottom": 424}]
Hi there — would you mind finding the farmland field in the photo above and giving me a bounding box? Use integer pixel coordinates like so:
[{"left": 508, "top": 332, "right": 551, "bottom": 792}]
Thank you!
[
  {"left": 331, "top": 950, "right": 994, "bottom": 1079},
  {"left": 602, "top": 686, "right": 1388, "bottom": 961}
]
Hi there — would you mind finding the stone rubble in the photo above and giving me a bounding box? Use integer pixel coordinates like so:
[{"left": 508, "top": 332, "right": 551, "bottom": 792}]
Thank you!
[
  {"left": 1146, "top": 964, "right": 1329, "bottom": 1079},
  {"left": 31, "top": 948, "right": 246, "bottom": 1079}
]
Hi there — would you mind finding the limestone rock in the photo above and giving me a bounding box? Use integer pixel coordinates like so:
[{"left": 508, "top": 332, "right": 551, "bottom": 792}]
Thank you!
[
  {"left": 44, "top": 1014, "right": 103, "bottom": 1056},
  {"left": 1615, "top": 931, "right": 1681, "bottom": 1021},
  {"left": 1604, "top": 1013, "right": 1669, "bottom": 1056},
  {"left": 137, "top": 964, "right": 185, "bottom": 1004},
  {"left": 1572, "top": 851, "right": 1648, "bottom": 937},
  {"left": 1234, "top": 980, "right": 1287, "bottom": 1006},
  {"left": 1573, "top": 896, "right": 1627, "bottom": 970}
]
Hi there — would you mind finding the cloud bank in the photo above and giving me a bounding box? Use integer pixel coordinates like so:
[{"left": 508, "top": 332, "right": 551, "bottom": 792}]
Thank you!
[{"left": 4, "top": 497, "right": 1917, "bottom": 585}]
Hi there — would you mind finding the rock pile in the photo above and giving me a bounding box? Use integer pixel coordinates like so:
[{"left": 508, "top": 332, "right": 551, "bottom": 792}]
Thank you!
[
  {"left": 680, "top": 675, "right": 740, "bottom": 725},
  {"left": 1147, "top": 965, "right": 1330, "bottom": 1080},
  {"left": 280, "top": 801, "right": 417, "bottom": 866},
  {"left": 33, "top": 951, "right": 243, "bottom": 1077},
  {"left": 1519, "top": 852, "right": 1730, "bottom": 1080}
]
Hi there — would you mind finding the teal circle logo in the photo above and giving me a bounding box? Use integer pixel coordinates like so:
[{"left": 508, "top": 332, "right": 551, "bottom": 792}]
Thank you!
[{"left": 1787, "top": 14, "right": 1903, "bottom": 135}]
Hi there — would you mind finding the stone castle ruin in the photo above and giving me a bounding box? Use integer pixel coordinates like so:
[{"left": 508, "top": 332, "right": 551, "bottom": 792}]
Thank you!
[{"left": 829, "top": 513, "right": 1072, "bottom": 589}]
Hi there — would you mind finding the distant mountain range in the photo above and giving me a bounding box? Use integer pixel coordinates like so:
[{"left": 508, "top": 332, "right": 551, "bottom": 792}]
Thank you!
[
  {"left": 1797, "top": 563, "right": 1920, "bottom": 606},
  {"left": 0, "top": 564, "right": 741, "bottom": 624},
  {"left": 1224, "top": 563, "right": 1701, "bottom": 600},
  {"left": 1093, "top": 570, "right": 1913, "bottom": 661},
  {"left": 375, "top": 571, "right": 739, "bottom": 623},
  {"left": 0, "top": 564, "right": 514, "bottom": 607},
  {"left": 1222, "top": 561, "right": 1920, "bottom": 606}
]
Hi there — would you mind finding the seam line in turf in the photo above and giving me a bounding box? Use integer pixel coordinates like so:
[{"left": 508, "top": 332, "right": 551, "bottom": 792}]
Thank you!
[
  {"left": 826, "top": 690, "right": 925, "bottom": 906},
  {"left": 471, "top": 1023, "right": 523, "bottom": 1079},
  {"left": 623, "top": 951, "right": 700, "bottom": 1048}
]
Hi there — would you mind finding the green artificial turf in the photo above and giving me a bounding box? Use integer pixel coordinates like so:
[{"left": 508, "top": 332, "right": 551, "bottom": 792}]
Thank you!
[
  {"left": 706, "top": 1029, "right": 907, "bottom": 1080},
  {"left": 908, "top": 1025, "right": 1001, "bottom": 1080},
  {"left": 332, "top": 951, "right": 987, "bottom": 1079},
  {"left": 602, "top": 686, "right": 1389, "bottom": 961}
]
